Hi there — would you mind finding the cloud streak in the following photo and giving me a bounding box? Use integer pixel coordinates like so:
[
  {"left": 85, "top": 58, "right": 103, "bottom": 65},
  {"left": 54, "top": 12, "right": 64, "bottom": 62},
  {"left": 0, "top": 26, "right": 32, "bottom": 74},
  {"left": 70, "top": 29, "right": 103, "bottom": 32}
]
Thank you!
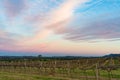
[
  {"left": 61, "top": 17, "right": 120, "bottom": 41},
  {"left": 0, "top": 0, "right": 120, "bottom": 55},
  {"left": 3, "top": 0, "right": 25, "bottom": 18}
]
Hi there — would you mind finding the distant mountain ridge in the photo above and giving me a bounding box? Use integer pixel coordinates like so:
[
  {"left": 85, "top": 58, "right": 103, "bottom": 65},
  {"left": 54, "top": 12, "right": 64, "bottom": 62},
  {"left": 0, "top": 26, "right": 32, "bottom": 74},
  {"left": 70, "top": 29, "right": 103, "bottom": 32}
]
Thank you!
[
  {"left": 0, "top": 54, "right": 120, "bottom": 60},
  {"left": 103, "top": 54, "right": 120, "bottom": 57}
]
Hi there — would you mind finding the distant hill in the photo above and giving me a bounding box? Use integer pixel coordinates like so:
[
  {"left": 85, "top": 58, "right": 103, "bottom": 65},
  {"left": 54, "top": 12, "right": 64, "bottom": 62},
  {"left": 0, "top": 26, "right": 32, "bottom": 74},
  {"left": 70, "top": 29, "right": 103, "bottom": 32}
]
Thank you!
[
  {"left": 0, "top": 54, "right": 120, "bottom": 61},
  {"left": 103, "top": 54, "right": 120, "bottom": 58}
]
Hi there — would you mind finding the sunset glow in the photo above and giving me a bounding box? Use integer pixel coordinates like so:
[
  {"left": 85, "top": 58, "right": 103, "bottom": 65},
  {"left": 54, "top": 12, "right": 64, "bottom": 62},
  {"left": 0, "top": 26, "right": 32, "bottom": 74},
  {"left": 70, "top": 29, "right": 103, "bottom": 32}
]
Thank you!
[{"left": 0, "top": 0, "right": 120, "bottom": 56}]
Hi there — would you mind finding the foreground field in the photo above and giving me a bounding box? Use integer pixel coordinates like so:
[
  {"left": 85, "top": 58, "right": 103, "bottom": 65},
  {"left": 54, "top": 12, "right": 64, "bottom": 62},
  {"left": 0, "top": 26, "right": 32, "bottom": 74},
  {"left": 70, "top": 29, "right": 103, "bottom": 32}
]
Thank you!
[
  {"left": 0, "top": 67, "right": 120, "bottom": 80},
  {"left": 0, "top": 72, "right": 72, "bottom": 80},
  {"left": 0, "top": 57, "right": 120, "bottom": 80},
  {"left": 0, "top": 71, "right": 119, "bottom": 80}
]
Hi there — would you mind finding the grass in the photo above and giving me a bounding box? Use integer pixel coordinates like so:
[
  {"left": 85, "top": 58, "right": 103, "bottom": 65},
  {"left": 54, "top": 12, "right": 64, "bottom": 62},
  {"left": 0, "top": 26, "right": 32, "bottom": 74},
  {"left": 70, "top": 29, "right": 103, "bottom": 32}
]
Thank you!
[
  {"left": 0, "top": 68, "right": 120, "bottom": 80},
  {"left": 0, "top": 72, "right": 69, "bottom": 80}
]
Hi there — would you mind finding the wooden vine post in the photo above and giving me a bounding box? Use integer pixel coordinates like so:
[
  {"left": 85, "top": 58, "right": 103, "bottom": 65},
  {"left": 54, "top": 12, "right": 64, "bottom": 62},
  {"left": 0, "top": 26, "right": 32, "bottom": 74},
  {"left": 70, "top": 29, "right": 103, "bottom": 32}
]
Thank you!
[{"left": 96, "top": 63, "right": 99, "bottom": 80}]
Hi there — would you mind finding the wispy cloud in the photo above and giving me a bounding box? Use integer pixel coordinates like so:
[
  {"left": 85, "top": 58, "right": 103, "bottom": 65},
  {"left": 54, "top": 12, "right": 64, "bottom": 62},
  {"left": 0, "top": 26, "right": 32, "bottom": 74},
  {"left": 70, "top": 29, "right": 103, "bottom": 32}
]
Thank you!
[
  {"left": 19, "top": 0, "right": 89, "bottom": 44},
  {"left": 3, "top": 0, "right": 25, "bottom": 18},
  {"left": 45, "top": 0, "right": 89, "bottom": 28},
  {"left": 0, "top": 30, "right": 18, "bottom": 51},
  {"left": 61, "top": 17, "right": 120, "bottom": 41},
  {"left": 0, "top": 0, "right": 120, "bottom": 55}
]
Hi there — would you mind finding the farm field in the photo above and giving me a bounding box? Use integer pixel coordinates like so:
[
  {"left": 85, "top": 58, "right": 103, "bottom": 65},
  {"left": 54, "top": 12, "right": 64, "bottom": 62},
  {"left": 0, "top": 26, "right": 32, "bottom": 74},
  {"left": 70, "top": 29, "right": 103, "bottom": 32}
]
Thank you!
[
  {"left": 0, "top": 69, "right": 120, "bottom": 80},
  {"left": 0, "top": 57, "right": 120, "bottom": 80},
  {"left": 0, "top": 72, "right": 70, "bottom": 80}
]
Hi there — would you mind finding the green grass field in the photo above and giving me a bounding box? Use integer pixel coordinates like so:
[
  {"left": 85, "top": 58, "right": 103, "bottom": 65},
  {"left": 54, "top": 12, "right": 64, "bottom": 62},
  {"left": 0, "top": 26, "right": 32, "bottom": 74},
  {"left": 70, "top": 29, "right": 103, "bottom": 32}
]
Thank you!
[
  {"left": 0, "top": 72, "right": 71, "bottom": 80},
  {"left": 0, "top": 69, "right": 120, "bottom": 80},
  {"left": 0, "top": 57, "right": 120, "bottom": 80}
]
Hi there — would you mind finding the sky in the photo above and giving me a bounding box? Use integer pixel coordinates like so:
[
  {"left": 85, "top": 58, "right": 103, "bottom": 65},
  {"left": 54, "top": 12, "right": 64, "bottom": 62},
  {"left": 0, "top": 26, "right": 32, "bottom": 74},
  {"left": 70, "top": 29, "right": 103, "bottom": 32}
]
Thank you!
[{"left": 0, "top": 0, "right": 120, "bottom": 56}]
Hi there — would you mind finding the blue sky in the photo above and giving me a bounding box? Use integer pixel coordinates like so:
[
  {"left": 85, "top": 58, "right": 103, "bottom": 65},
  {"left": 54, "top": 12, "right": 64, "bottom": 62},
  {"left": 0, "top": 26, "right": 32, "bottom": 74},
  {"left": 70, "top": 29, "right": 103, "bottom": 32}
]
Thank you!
[{"left": 0, "top": 0, "right": 120, "bottom": 56}]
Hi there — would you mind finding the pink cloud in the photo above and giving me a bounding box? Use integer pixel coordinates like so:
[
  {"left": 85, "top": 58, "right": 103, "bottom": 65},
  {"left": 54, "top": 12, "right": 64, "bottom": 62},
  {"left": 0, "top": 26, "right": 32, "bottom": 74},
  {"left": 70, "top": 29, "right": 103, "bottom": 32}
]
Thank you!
[{"left": 4, "top": 0, "right": 26, "bottom": 18}]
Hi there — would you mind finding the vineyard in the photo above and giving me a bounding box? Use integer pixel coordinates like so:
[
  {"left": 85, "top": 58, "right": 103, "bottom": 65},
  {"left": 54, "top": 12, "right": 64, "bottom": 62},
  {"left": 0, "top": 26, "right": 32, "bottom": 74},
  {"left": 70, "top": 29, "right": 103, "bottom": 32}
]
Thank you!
[{"left": 0, "top": 57, "right": 120, "bottom": 80}]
